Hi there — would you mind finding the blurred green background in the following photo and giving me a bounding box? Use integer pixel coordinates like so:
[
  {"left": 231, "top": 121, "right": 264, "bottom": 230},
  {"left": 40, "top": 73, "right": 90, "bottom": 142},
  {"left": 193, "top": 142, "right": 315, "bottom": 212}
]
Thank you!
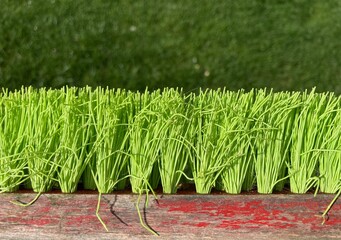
[{"left": 1, "top": 0, "right": 341, "bottom": 93}]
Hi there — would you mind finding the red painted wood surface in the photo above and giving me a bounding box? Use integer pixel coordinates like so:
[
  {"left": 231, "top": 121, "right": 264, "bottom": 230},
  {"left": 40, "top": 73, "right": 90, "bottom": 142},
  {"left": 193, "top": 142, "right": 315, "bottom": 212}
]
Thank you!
[{"left": 0, "top": 193, "right": 340, "bottom": 239}]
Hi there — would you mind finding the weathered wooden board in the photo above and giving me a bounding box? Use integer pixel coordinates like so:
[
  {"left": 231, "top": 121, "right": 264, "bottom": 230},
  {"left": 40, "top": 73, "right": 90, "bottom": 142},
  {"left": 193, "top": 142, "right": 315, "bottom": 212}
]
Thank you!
[{"left": 0, "top": 193, "right": 340, "bottom": 239}]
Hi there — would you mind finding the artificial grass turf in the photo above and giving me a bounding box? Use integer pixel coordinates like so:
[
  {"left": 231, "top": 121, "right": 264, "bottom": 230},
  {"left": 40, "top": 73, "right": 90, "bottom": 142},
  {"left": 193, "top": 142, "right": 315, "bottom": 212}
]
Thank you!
[
  {"left": 0, "top": 0, "right": 341, "bottom": 93},
  {"left": 1, "top": 86, "right": 340, "bottom": 195}
]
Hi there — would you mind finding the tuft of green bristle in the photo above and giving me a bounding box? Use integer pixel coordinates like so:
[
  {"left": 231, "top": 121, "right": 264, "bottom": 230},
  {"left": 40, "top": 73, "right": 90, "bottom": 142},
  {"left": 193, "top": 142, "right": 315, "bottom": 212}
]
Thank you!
[
  {"left": 128, "top": 90, "right": 164, "bottom": 194},
  {"left": 158, "top": 88, "right": 190, "bottom": 194},
  {"left": 24, "top": 88, "right": 61, "bottom": 193},
  {"left": 91, "top": 87, "right": 130, "bottom": 194}
]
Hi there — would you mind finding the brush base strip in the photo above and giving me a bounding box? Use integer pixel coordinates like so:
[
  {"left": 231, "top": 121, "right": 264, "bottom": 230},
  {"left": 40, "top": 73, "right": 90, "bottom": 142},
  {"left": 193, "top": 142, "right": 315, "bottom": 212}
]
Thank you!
[{"left": 0, "top": 193, "right": 340, "bottom": 239}]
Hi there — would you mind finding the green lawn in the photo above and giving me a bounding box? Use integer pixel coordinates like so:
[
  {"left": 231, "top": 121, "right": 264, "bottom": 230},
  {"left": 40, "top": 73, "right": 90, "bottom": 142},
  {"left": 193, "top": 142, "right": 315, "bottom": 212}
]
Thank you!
[{"left": 0, "top": 0, "right": 341, "bottom": 93}]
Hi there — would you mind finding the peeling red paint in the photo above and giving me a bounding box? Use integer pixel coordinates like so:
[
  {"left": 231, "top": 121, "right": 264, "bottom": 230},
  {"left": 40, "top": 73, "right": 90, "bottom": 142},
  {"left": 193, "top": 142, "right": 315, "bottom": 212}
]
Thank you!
[
  {"left": 36, "top": 206, "right": 51, "bottom": 214},
  {"left": 4, "top": 217, "right": 58, "bottom": 226},
  {"left": 65, "top": 215, "right": 99, "bottom": 227},
  {"left": 183, "top": 221, "right": 210, "bottom": 228},
  {"left": 24, "top": 218, "right": 56, "bottom": 226},
  {"left": 157, "top": 195, "right": 341, "bottom": 230}
]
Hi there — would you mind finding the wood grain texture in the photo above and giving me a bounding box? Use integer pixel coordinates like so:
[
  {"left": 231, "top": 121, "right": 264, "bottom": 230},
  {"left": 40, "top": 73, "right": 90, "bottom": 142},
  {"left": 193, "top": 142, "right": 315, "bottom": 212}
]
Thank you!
[{"left": 0, "top": 193, "right": 340, "bottom": 239}]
